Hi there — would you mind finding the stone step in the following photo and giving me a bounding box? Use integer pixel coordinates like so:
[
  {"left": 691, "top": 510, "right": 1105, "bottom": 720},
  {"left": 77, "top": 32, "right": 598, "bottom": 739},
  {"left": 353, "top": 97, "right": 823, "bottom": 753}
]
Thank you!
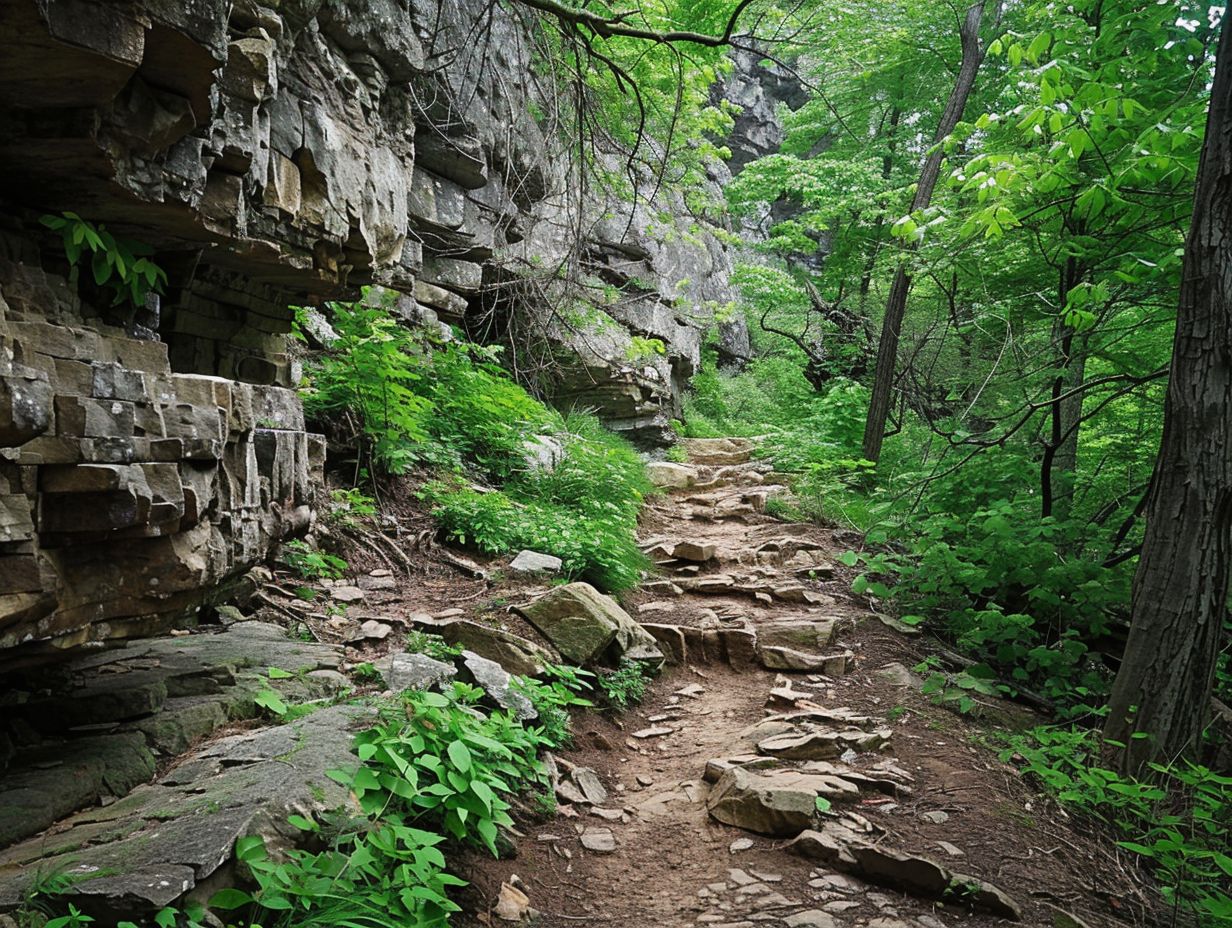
[{"left": 681, "top": 437, "right": 758, "bottom": 465}]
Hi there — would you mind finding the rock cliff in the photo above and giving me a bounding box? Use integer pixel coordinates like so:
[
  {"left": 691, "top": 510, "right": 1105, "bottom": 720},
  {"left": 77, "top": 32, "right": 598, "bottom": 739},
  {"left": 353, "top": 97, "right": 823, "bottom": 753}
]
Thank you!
[{"left": 0, "top": 0, "right": 799, "bottom": 660}]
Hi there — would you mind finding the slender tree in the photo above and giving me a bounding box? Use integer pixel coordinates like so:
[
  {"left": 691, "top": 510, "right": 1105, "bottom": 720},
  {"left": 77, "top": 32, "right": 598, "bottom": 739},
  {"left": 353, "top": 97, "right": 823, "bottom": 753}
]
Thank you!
[
  {"left": 1102, "top": 19, "right": 1232, "bottom": 774},
  {"left": 861, "top": 0, "right": 994, "bottom": 463}
]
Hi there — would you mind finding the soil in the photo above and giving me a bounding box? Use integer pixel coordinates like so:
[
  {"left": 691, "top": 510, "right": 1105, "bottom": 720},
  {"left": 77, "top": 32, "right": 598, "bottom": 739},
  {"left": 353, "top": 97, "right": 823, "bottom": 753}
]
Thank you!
[
  {"left": 282, "top": 454, "right": 1158, "bottom": 928},
  {"left": 441, "top": 454, "right": 1159, "bottom": 928}
]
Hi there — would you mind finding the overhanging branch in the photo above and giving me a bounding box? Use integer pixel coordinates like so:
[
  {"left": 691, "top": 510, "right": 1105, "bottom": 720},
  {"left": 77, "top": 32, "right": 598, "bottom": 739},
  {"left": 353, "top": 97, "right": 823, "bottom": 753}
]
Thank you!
[{"left": 509, "top": 0, "right": 756, "bottom": 46}]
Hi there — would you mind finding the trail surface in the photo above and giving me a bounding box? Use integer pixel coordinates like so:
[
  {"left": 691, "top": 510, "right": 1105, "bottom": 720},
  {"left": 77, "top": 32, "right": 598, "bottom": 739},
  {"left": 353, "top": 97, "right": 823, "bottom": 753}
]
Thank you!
[{"left": 461, "top": 439, "right": 1143, "bottom": 928}]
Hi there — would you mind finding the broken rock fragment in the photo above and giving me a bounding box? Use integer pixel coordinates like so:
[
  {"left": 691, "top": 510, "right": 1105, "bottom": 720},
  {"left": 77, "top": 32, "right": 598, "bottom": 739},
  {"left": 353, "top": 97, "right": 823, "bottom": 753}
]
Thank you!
[{"left": 788, "top": 824, "right": 1021, "bottom": 919}]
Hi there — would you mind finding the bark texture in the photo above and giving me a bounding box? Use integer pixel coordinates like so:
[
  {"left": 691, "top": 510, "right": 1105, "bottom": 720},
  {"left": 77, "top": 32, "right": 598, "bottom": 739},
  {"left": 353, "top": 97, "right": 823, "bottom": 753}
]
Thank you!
[
  {"left": 862, "top": 1, "right": 989, "bottom": 463},
  {"left": 1103, "top": 21, "right": 1232, "bottom": 772}
]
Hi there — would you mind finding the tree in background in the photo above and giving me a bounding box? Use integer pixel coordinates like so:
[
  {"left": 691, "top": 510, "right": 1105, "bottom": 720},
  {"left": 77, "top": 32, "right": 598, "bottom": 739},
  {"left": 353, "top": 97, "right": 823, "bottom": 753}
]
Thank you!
[{"left": 862, "top": 0, "right": 998, "bottom": 463}]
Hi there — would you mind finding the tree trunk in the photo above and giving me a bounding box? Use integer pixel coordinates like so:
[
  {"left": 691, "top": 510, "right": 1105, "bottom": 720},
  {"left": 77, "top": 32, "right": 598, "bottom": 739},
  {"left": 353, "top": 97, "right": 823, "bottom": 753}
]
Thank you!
[
  {"left": 1042, "top": 259, "right": 1085, "bottom": 520},
  {"left": 862, "top": 1, "right": 990, "bottom": 463},
  {"left": 1102, "top": 20, "right": 1232, "bottom": 774}
]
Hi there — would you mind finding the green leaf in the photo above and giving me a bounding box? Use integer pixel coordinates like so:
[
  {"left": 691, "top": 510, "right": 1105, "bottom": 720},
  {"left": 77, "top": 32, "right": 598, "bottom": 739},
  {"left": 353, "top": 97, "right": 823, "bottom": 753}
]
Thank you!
[
  {"left": 267, "top": 666, "right": 293, "bottom": 679},
  {"left": 235, "top": 834, "right": 266, "bottom": 862},
  {"left": 254, "top": 687, "right": 288, "bottom": 716},
  {"left": 447, "top": 739, "right": 473, "bottom": 773},
  {"left": 208, "top": 888, "right": 254, "bottom": 910}
]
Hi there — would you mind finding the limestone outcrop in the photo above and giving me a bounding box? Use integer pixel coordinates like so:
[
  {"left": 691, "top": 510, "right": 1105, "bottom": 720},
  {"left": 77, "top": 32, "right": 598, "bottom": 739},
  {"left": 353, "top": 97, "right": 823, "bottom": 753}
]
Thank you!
[{"left": 0, "top": 0, "right": 775, "bottom": 659}]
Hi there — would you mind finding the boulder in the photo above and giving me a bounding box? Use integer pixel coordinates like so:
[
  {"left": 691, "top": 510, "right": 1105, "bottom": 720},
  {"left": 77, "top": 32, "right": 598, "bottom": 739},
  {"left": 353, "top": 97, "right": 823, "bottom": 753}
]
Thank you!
[
  {"left": 646, "top": 461, "right": 697, "bottom": 488},
  {"left": 509, "top": 549, "right": 563, "bottom": 576},
  {"left": 671, "top": 541, "right": 716, "bottom": 562},
  {"left": 517, "top": 582, "right": 662, "bottom": 667},
  {"left": 378, "top": 652, "right": 456, "bottom": 692},
  {"left": 437, "top": 621, "right": 556, "bottom": 677},
  {"left": 706, "top": 766, "right": 852, "bottom": 836},
  {"left": 459, "top": 651, "right": 536, "bottom": 721},
  {"left": 875, "top": 662, "right": 923, "bottom": 688}
]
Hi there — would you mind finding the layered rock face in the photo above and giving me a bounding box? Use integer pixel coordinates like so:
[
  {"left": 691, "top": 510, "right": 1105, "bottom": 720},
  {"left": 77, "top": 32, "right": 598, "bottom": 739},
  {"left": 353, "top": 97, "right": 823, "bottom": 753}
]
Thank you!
[
  {"left": 0, "top": 236, "right": 322, "bottom": 662},
  {"left": 0, "top": 0, "right": 782, "bottom": 659}
]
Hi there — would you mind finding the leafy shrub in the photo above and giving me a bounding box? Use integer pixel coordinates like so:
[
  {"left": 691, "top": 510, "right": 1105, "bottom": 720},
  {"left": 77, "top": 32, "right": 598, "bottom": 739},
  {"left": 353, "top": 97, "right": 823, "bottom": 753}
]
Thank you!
[
  {"left": 512, "top": 663, "right": 594, "bottom": 747},
  {"left": 299, "top": 299, "right": 434, "bottom": 474},
  {"left": 279, "top": 540, "right": 348, "bottom": 581},
  {"left": 1006, "top": 726, "right": 1232, "bottom": 924},
  {"left": 596, "top": 659, "right": 651, "bottom": 710},
  {"left": 326, "top": 487, "right": 378, "bottom": 529},
  {"left": 426, "top": 484, "right": 647, "bottom": 591},
  {"left": 405, "top": 630, "right": 462, "bottom": 662},
  {"left": 424, "top": 412, "right": 651, "bottom": 590},
  {"left": 300, "top": 298, "right": 651, "bottom": 591},
  {"left": 207, "top": 681, "right": 587, "bottom": 927}
]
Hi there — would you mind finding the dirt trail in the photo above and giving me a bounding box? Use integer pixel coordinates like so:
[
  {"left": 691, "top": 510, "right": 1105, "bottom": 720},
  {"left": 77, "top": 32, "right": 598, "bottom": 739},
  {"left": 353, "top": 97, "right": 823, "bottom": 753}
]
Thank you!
[{"left": 459, "top": 441, "right": 1148, "bottom": 928}]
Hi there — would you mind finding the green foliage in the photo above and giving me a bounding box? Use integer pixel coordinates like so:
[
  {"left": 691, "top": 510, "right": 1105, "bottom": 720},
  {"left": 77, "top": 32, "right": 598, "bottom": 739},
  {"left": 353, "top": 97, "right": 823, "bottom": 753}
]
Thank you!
[
  {"left": 512, "top": 663, "right": 595, "bottom": 747},
  {"left": 298, "top": 299, "right": 435, "bottom": 474},
  {"left": 426, "top": 412, "right": 651, "bottom": 591},
  {"left": 194, "top": 682, "right": 581, "bottom": 927},
  {"left": 301, "top": 299, "right": 650, "bottom": 591},
  {"left": 327, "top": 487, "right": 378, "bottom": 529},
  {"left": 405, "top": 630, "right": 463, "bottom": 662},
  {"left": 352, "top": 662, "right": 383, "bottom": 685},
  {"left": 279, "top": 540, "right": 348, "bottom": 581},
  {"left": 1007, "top": 726, "right": 1232, "bottom": 924},
  {"left": 40, "top": 212, "right": 167, "bottom": 308},
  {"left": 596, "top": 659, "right": 651, "bottom": 711}
]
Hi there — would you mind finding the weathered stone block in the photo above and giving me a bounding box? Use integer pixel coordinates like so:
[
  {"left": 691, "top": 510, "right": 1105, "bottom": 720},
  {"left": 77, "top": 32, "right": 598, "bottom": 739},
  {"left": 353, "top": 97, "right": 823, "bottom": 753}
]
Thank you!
[{"left": 0, "top": 370, "right": 52, "bottom": 445}]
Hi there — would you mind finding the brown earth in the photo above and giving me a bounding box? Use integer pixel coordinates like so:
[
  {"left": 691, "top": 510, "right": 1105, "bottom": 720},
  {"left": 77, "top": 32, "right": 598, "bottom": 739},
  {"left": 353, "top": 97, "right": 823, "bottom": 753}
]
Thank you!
[{"left": 436, "top": 444, "right": 1158, "bottom": 928}]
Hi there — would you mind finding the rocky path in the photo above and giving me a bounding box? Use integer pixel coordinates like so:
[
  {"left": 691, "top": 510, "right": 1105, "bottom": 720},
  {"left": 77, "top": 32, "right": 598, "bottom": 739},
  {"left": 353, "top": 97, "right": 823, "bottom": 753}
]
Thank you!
[
  {"left": 461, "top": 439, "right": 1132, "bottom": 928},
  {"left": 0, "top": 439, "right": 1144, "bottom": 927}
]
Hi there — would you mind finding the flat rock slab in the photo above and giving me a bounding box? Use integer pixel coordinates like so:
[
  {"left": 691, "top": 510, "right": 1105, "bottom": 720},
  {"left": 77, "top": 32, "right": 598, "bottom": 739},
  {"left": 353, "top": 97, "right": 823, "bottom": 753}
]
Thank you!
[
  {"left": 758, "top": 647, "right": 853, "bottom": 675},
  {"left": 682, "top": 438, "right": 755, "bottom": 465},
  {"left": 0, "top": 623, "right": 345, "bottom": 847},
  {"left": 579, "top": 827, "right": 617, "bottom": 853},
  {"left": 757, "top": 727, "right": 892, "bottom": 761},
  {"left": 0, "top": 704, "right": 368, "bottom": 921},
  {"left": 788, "top": 824, "right": 1022, "bottom": 919}
]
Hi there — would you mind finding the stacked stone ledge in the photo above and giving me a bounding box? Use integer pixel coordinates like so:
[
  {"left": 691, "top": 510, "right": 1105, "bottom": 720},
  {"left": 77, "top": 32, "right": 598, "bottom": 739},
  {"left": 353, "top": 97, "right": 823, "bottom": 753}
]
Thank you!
[{"left": 0, "top": 262, "right": 324, "bottom": 661}]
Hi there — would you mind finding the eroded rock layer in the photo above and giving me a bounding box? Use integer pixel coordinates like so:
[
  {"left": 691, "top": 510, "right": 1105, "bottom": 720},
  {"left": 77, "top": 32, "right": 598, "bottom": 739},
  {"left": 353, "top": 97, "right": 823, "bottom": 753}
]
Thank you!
[{"left": 0, "top": 0, "right": 807, "bottom": 657}]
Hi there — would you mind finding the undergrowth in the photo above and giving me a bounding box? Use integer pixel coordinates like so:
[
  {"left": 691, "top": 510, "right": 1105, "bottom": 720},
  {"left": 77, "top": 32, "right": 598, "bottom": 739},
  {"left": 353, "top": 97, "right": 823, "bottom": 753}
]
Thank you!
[
  {"left": 32, "top": 675, "right": 590, "bottom": 928},
  {"left": 595, "top": 658, "right": 651, "bottom": 710},
  {"left": 1005, "top": 726, "right": 1232, "bottom": 925},
  {"left": 298, "top": 295, "right": 651, "bottom": 591}
]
